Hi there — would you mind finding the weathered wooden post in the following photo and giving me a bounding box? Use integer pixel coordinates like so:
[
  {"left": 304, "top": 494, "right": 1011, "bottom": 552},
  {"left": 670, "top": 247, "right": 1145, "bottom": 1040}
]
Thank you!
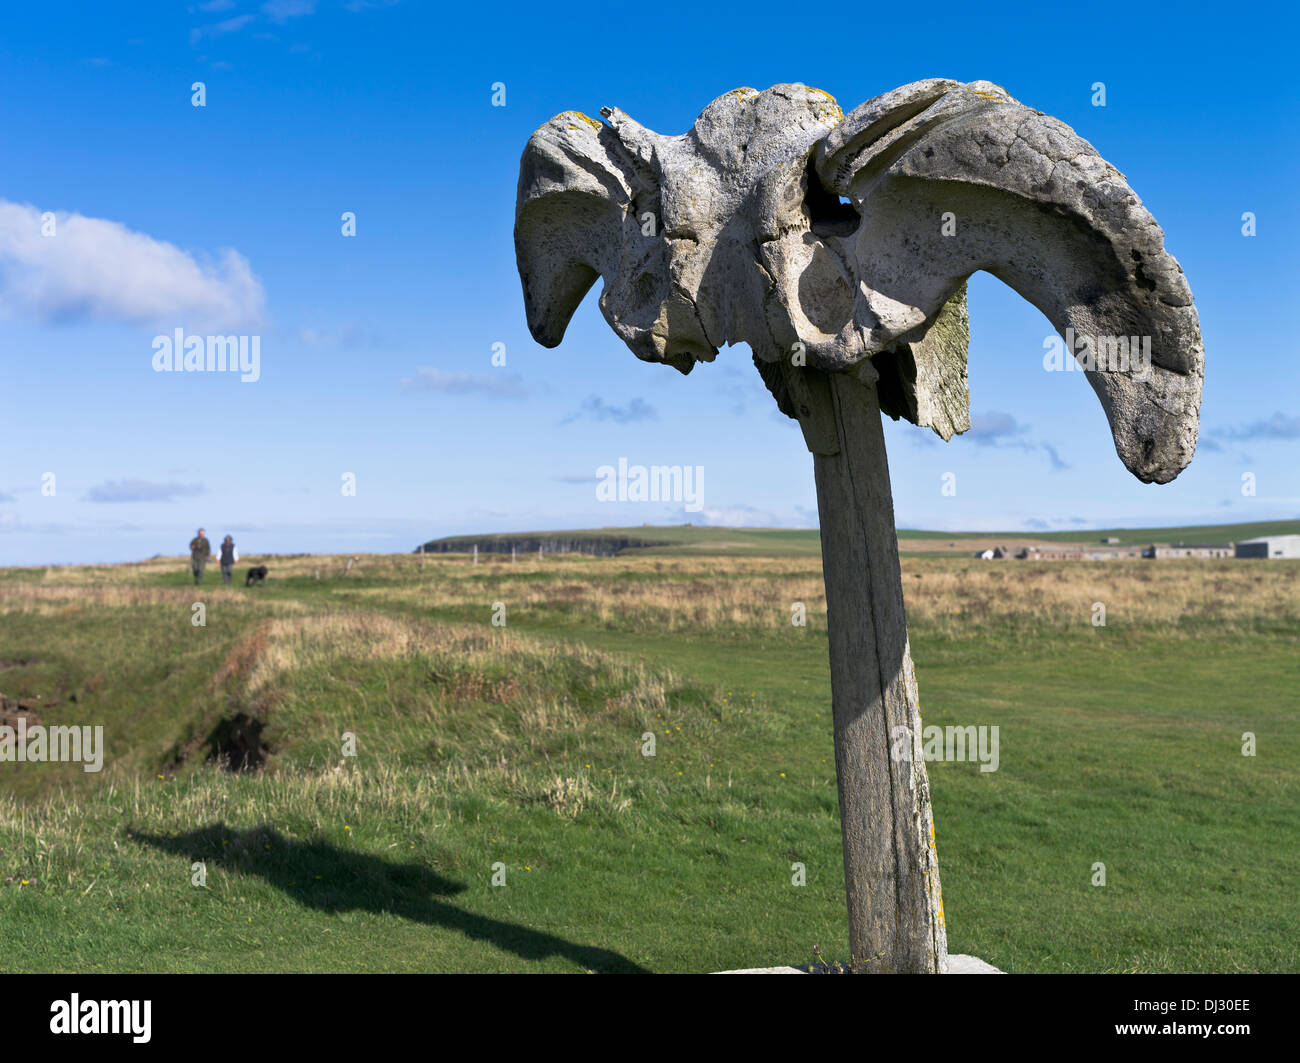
[{"left": 515, "top": 79, "right": 1203, "bottom": 971}]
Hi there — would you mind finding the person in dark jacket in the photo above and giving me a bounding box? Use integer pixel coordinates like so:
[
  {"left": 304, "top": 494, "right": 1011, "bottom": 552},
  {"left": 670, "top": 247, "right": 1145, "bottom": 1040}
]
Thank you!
[
  {"left": 219, "top": 536, "right": 237, "bottom": 584},
  {"left": 189, "top": 529, "right": 212, "bottom": 586}
]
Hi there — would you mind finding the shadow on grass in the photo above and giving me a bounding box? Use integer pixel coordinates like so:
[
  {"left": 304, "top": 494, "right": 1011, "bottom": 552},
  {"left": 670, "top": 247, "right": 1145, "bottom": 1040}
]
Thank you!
[{"left": 131, "top": 822, "right": 648, "bottom": 973}]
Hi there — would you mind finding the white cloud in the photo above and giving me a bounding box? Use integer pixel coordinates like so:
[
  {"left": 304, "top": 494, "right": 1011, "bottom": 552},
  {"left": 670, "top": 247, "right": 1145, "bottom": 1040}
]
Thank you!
[
  {"left": 0, "top": 200, "right": 265, "bottom": 329},
  {"left": 400, "top": 368, "right": 530, "bottom": 398},
  {"left": 262, "top": 0, "right": 317, "bottom": 21},
  {"left": 297, "top": 322, "right": 376, "bottom": 348},
  {"left": 696, "top": 504, "right": 785, "bottom": 527},
  {"left": 85, "top": 480, "right": 206, "bottom": 504},
  {"left": 189, "top": 14, "right": 256, "bottom": 43},
  {"left": 559, "top": 395, "right": 657, "bottom": 425}
]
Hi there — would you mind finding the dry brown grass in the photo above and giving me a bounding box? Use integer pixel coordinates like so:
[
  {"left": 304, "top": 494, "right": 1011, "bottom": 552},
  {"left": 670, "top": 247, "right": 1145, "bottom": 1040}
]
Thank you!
[
  {"left": 0, "top": 581, "right": 308, "bottom": 617},
  {"left": 900, "top": 557, "right": 1300, "bottom": 635},
  {"left": 7, "top": 550, "right": 1296, "bottom": 640},
  {"left": 322, "top": 553, "right": 1300, "bottom": 636}
]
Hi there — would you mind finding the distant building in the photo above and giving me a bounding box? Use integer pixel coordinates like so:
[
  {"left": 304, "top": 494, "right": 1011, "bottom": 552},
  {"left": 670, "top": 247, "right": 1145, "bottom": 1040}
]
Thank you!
[
  {"left": 1018, "top": 545, "right": 1142, "bottom": 560},
  {"left": 1235, "top": 535, "right": 1300, "bottom": 559},
  {"left": 1101, "top": 536, "right": 1121, "bottom": 544},
  {"left": 1147, "top": 543, "right": 1234, "bottom": 559},
  {"left": 1083, "top": 547, "right": 1144, "bottom": 559},
  {"left": 1016, "top": 536, "right": 1300, "bottom": 561},
  {"left": 1018, "top": 546, "right": 1084, "bottom": 560}
]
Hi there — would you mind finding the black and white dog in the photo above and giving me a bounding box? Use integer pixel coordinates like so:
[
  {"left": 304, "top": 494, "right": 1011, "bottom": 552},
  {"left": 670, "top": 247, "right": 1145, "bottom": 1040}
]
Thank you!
[{"left": 245, "top": 565, "right": 269, "bottom": 587}]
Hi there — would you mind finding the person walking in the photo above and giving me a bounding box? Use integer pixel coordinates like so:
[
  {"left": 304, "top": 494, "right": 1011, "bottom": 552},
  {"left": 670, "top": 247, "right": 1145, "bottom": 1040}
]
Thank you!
[
  {"left": 219, "top": 535, "right": 237, "bottom": 584},
  {"left": 189, "top": 528, "right": 212, "bottom": 586}
]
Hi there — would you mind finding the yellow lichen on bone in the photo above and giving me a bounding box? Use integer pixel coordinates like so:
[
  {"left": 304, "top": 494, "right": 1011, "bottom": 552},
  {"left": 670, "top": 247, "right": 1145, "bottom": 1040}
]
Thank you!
[
  {"left": 805, "top": 85, "right": 844, "bottom": 124},
  {"left": 543, "top": 111, "right": 604, "bottom": 135}
]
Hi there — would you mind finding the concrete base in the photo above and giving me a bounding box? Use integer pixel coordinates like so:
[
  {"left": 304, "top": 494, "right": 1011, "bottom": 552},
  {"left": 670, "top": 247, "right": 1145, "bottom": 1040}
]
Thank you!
[{"left": 717, "top": 954, "right": 1003, "bottom": 974}]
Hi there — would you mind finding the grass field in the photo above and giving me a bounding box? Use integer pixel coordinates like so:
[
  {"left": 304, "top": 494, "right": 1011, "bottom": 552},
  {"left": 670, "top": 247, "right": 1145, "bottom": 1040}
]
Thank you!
[{"left": 1, "top": 533, "right": 1297, "bottom": 973}]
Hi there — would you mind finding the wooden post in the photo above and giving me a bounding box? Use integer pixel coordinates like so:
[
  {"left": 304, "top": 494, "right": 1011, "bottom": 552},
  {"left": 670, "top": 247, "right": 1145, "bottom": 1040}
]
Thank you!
[
  {"left": 789, "top": 363, "right": 947, "bottom": 974},
  {"left": 420, "top": 544, "right": 425, "bottom": 569},
  {"left": 473, "top": 544, "right": 478, "bottom": 566}
]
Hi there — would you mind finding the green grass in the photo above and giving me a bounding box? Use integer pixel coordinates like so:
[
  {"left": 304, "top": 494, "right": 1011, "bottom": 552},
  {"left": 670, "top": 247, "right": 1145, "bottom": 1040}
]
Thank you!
[{"left": 1, "top": 551, "right": 1296, "bottom": 972}]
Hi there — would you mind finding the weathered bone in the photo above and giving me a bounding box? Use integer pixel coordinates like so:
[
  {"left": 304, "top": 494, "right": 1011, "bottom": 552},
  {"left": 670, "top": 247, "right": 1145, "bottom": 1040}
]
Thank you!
[{"left": 515, "top": 80, "right": 1204, "bottom": 972}]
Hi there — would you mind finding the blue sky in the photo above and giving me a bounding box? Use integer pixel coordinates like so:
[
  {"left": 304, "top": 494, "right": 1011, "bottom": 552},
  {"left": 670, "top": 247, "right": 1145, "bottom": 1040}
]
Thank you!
[{"left": 1, "top": 0, "right": 1296, "bottom": 564}]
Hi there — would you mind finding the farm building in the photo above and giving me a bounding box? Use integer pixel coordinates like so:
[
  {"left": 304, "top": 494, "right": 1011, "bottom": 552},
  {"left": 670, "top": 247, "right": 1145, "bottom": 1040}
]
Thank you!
[
  {"left": 1017, "top": 546, "right": 1083, "bottom": 560},
  {"left": 1235, "top": 535, "right": 1300, "bottom": 559},
  {"left": 1017, "top": 545, "right": 1143, "bottom": 560},
  {"left": 1146, "top": 543, "right": 1235, "bottom": 559}
]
